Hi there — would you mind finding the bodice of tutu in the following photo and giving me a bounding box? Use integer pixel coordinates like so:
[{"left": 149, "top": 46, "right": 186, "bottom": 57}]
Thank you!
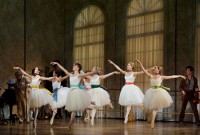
[
  {"left": 52, "top": 81, "right": 61, "bottom": 89},
  {"left": 150, "top": 76, "right": 163, "bottom": 86},
  {"left": 30, "top": 77, "right": 41, "bottom": 87},
  {"left": 125, "top": 72, "right": 135, "bottom": 83},
  {"left": 70, "top": 75, "right": 80, "bottom": 86},
  {"left": 84, "top": 81, "right": 91, "bottom": 89},
  {"left": 90, "top": 75, "right": 100, "bottom": 85}
]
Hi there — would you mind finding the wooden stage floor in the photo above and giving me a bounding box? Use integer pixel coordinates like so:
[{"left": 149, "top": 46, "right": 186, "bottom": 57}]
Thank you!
[{"left": 0, "top": 118, "right": 199, "bottom": 135}]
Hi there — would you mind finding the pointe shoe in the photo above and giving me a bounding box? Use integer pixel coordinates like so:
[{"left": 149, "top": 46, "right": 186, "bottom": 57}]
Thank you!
[
  {"left": 109, "top": 103, "right": 114, "bottom": 109},
  {"left": 19, "top": 119, "right": 23, "bottom": 124},
  {"left": 91, "top": 119, "right": 94, "bottom": 126},
  {"left": 151, "top": 121, "right": 154, "bottom": 129},
  {"left": 30, "top": 117, "right": 34, "bottom": 121},
  {"left": 50, "top": 118, "right": 54, "bottom": 125},
  {"left": 124, "top": 117, "right": 128, "bottom": 124},
  {"left": 33, "top": 120, "right": 37, "bottom": 128}
]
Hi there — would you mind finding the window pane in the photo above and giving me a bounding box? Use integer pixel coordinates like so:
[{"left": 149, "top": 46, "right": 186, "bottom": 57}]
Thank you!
[{"left": 73, "top": 5, "right": 104, "bottom": 71}]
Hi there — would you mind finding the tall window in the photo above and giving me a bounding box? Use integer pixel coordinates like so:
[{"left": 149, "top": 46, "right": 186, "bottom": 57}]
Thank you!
[
  {"left": 126, "top": 0, "right": 164, "bottom": 91},
  {"left": 73, "top": 5, "right": 104, "bottom": 71}
]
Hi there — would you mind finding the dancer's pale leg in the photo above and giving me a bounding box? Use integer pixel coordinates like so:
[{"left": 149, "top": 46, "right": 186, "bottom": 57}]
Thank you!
[
  {"left": 67, "top": 112, "right": 76, "bottom": 129},
  {"left": 50, "top": 108, "right": 57, "bottom": 125},
  {"left": 33, "top": 108, "right": 38, "bottom": 128},
  {"left": 124, "top": 106, "right": 131, "bottom": 124},
  {"left": 151, "top": 110, "right": 157, "bottom": 129},
  {"left": 90, "top": 108, "right": 97, "bottom": 126}
]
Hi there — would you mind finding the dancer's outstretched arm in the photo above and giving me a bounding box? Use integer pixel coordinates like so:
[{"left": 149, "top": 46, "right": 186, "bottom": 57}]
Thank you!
[
  {"left": 39, "top": 77, "right": 55, "bottom": 81},
  {"left": 133, "top": 68, "right": 154, "bottom": 75},
  {"left": 135, "top": 59, "right": 153, "bottom": 78},
  {"left": 99, "top": 71, "right": 120, "bottom": 80},
  {"left": 79, "top": 71, "right": 96, "bottom": 79},
  {"left": 59, "top": 76, "right": 69, "bottom": 82},
  {"left": 50, "top": 62, "right": 71, "bottom": 77},
  {"left": 13, "top": 67, "right": 33, "bottom": 79},
  {"left": 161, "top": 75, "right": 185, "bottom": 80},
  {"left": 108, "top": 60, "right": 126, "bottom": 74}
]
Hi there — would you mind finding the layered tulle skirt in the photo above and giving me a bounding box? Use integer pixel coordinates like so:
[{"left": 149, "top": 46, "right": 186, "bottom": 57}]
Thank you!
[
  {"left": 144, "top": 88, "right": 173, "bottom": 110},
  {"left": 119, "top": 84, "right": 144, "bottom": 106},
  {"left": 88, "top": 87, "right": 111, "bottom": 107},
  {"left": 30, "top": 88, "right": 53, "bottom": 108},
  {"left": 51, "top": 87, "right": 70, "bottom": 108},
  {"left": 65, "top": 88, "right": 91, "bottom": 112}
]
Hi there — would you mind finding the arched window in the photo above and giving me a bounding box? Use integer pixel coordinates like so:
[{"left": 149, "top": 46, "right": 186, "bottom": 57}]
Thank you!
[
  {"left": 126, "top": 0, "right": 164, "bottom": 91},
  {"left": 73, "top": 5, "right": 104, "bottom": 71}
]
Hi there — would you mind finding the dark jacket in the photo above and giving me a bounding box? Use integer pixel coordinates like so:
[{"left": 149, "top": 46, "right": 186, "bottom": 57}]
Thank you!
[{"left": 179, "top": 75, "right": 198, "bottom": 92}]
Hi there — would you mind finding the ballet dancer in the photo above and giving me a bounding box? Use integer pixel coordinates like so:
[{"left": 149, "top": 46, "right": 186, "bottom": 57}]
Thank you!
[
  {"left": 135, "top": 59, "right": 185, "bottom": 128},
  {"left": 13, "top": 67, "right": 56, "bottom": 128},
  {"left": 46, "top": 69, "right": 69, "bottom": 125},
  {"left": 50, "top": 62, "right": 93, "bottom": 129},
  {"left": 85, "top": 66, "right": 120, "bottom": 125},
  {"left": 108, "top": 60, "right": 152, "bottom": 123}
]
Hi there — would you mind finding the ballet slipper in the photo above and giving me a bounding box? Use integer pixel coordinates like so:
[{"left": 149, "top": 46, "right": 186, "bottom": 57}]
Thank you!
[
  {"left": 151, "top": 120, "right": 154, "bottom": 129},
  {"left": 109, "top": 103, "right": 114, "bottom": 109},
  {"left": 90, "top": 119, "right": 94, "bottom": 126},
  {"left": 50, "top": 118, "right": 54, "bottom": 125},
  {"left": 33, "top": 119, "right": 37, "bottom": 128},
  {"left": 124, "top": 117, "right": 128, "bottom": 124}
]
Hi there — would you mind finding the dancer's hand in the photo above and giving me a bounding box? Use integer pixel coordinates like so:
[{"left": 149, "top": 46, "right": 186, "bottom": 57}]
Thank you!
[
  {"left": 13, "top": 67, "right": 20, "bottom": 70},
  {"left": 108, "top": 60, "right": 113, "bottom": 64},
  {"left": 50, "top": 62, "right": 58, "bottom": 65},
  {"left": 135, "top": 59, "right": 141, "bottom": 64},
  {"left": 180, "top": 76, "right": 186, "bottom": 80},
  {"left": 114, "top": 71, "right": 120, "bottom": 74},
  {"left": 182, "top": 91, "right": 186, "bottom": 96}
]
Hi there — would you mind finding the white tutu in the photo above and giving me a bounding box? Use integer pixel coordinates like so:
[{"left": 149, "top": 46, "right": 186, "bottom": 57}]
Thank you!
[
  {"left": 30, "top": 88, "right": 53, "bottom": 108},
  {"left": 119, "top": 84, "right": 144, "bottom": 106},
  {"left": 51, "top": 87, "right": 70, "bottom": 108},
  {"left": 144, "top": 88, "right": 173, "bottom": 110},
  {"left": 65, "top": 88, "right": 91, "bottom": 112},
  {"left": 88, "top": 87, "right": 111, "bottom": 107}
]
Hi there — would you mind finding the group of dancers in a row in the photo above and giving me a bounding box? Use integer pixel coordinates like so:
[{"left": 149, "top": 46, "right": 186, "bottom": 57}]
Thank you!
[{"left": 13, "top": 59, "right": 185, "bottom": 129}]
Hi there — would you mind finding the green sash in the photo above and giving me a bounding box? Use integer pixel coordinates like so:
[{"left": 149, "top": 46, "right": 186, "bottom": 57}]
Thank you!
[{"left": 151, "top": 85, "right": 170, "bottom": 91}]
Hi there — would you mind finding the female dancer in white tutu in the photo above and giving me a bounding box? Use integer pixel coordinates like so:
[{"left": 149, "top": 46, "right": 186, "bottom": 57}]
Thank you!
[
  {"left": 135, "top": 59, "right": 185, "bottom": 128},
  {"left": 108, "top": 60, "right": 152, "bottom": 124},
  {"left": 13, "top": 67, "right": 56, "bottom": 128},
  {"left": 86, "top": 66, "right": 120, "bottom": 126},
  {"left": 46, "top": 69, "right": 70, "bottom": 125},
  {"left": 50, "top": 62, "right": 92, "bottom": 129}
]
